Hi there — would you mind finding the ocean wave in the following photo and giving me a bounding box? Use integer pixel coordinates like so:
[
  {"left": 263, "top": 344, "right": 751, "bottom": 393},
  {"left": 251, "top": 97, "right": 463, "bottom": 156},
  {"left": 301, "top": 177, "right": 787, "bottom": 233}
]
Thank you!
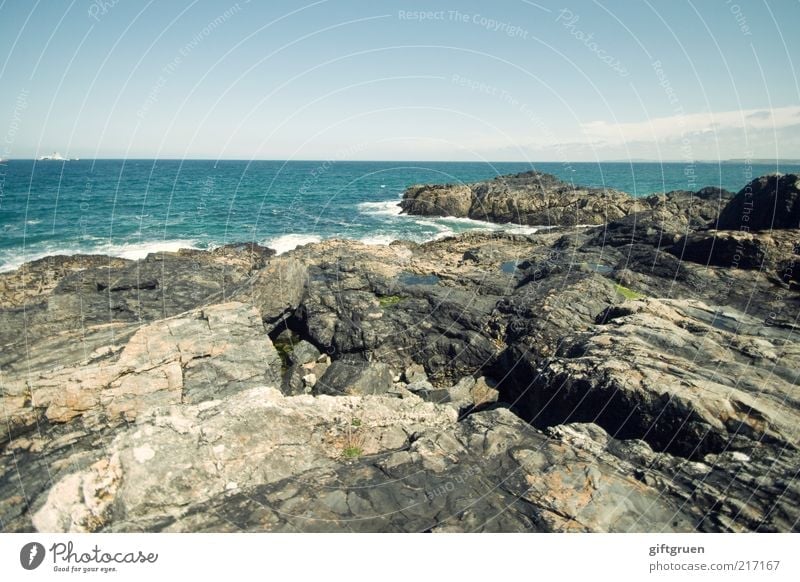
[
  {"left": 503, "top": 224, "right": 542, "bottom": 235},
  {"left": 357, "top": 200, "right": 403, "bottom": 216},
  {"left": 404, "top": 217, "right": 456, "bottom": 239},
  {"left": 264, "top": 233, "right": 321, "bottom": 255},
  {"left": 0, "top": 215, "right": 549, "bottom": 274},
  {"left": 359, "top": 197, "right": 544, "bottom": 237},
  {"left": 109, "top": 240, "right": 200, "bottom": 260},
  {"left": 0, "top": 239, "right": 201, "bottom": 273},
  {"left": 359, "top": 234, "right": 398, "bottom": 246},
  {"left": 427, "top": 215, "right": 542, "bottom": 235}
]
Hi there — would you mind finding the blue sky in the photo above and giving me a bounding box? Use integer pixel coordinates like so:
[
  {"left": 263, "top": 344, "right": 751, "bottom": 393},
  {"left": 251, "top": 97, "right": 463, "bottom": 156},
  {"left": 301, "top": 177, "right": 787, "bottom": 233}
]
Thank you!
[{"left": 1, "top": 0, "right": 798, "bottom": 161}]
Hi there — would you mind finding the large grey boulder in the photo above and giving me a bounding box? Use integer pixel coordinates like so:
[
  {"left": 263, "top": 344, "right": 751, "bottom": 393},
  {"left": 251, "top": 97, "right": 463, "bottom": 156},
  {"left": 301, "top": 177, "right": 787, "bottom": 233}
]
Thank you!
[
  {"left": 717, "top": 173, "right": 800, "bottom": 231},
  {"left": 398, "top": 183, "right": 473, "bottom": 217},
  {"left": 231, "top": 256, "right": 308, "bottom": 330},
  {"left": 314, "top": 360, "right": 394, "bottom": 396}
]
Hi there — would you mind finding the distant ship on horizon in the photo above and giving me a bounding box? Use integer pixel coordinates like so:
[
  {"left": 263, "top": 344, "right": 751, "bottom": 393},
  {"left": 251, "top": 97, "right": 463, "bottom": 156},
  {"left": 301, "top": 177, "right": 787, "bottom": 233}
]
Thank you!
[{"left": 38, "top": 152, "right": 78, "bottom": 161}]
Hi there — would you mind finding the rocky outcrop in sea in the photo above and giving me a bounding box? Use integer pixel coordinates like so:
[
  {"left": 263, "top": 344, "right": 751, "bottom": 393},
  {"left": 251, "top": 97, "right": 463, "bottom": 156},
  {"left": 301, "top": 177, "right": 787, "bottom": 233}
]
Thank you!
[
  {"left": 1, "top": 174, "right": 798, "bottom": 532},
  {"left": 399, "top": 169, "right": 735, "bottom": 227}
]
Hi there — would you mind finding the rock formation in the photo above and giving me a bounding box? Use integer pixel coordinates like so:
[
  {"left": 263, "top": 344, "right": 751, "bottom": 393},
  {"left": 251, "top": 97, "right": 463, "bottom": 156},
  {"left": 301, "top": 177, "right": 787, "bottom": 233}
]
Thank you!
[
  {"left": 716, "top": 173, "right": 800, "bottom": 230},
  {"left": 1, "top": 174, "right": 798, "bottom": 533},
  {"left": 399, "top": 170, "right": 733, "bottom": 228}
]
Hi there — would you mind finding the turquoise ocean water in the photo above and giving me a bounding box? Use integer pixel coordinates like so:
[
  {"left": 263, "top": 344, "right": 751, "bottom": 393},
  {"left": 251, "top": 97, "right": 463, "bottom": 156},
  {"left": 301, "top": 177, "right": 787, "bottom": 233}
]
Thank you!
[{"left": 0, "top": 159, "right": 797, "bottom": 272}]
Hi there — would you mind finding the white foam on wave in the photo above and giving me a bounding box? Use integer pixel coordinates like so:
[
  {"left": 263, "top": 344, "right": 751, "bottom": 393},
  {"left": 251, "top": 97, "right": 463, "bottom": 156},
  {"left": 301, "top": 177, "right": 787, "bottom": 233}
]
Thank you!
[
  {"left": 111, "top": 240, "right": 200, "bottom": 260},
  {"left": 404, "top": 217, "right": 456, "bottom": 239},
  {"left": 358, "top": 196, "right": 543, "bottom": 239},
  {"left": 0, "top": 239, "right": 201, "bottom": 273},
  {"left": 359, "top": 234, "right": 398, "bottom": 246},
  {"left": 431, "top": 225, "right": 456, "bottom": 240},
  {"left": 504, "top": 224, "right": 542, "bottom": 235},
  {"left": 428, "top": 215, "right": 497, "bottom": 228},
  {"left": 265, "top": 233, "right": 322, "bottom": 255},
  {"left": 357, "top": 200, "right": 403, "bottom": 216},
  {"left": 430, "top": 215, "right": 542, "bottom": 235}
]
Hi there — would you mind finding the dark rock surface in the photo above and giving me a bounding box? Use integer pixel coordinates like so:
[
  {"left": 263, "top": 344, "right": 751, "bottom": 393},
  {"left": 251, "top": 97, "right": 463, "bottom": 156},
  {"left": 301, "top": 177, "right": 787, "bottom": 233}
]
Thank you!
[
  {"left": 1, "top": 173, "right": 798, "bottom": 533},
  {"left": 717, "top": 173, "right": 800, "bottom": 231}
]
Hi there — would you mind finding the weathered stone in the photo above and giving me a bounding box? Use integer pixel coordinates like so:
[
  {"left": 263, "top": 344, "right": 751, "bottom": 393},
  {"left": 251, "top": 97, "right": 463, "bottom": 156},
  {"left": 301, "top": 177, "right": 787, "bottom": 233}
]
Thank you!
[
  {"left": 403, "top": 363, "right": 428, "bottom": 383},
  {"left": 471, "top": 376, "right": 500, "bottom": 407},
  {"left": 231, "top": 257, "right": 308, "bottom": 330},
  {"left": 502, "top": 298, "right": 800, "bottom": 458},
  {"left": 31, "top": 386, "right": 458, "bottom": 531},
  {"left": 1, "top": 302, "right": 280, "bottom": 443},
  {"left": 314, "top": 360, "right": 394, "bottom": 396},
  {"left": 288, "top": 340, "right": 321, "bottom": 366}
]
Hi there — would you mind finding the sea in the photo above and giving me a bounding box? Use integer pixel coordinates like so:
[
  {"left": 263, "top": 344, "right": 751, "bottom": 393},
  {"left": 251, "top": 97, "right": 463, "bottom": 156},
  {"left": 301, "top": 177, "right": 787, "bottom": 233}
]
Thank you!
[{"left": 1, "top": 159, "right": 797, "bottom": 272}]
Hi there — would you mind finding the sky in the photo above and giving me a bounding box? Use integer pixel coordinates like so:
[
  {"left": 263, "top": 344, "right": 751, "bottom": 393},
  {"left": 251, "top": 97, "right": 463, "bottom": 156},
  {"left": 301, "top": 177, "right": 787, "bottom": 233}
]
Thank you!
[{"left": 0, "top": 0, "right": 798, "bottom": 161}]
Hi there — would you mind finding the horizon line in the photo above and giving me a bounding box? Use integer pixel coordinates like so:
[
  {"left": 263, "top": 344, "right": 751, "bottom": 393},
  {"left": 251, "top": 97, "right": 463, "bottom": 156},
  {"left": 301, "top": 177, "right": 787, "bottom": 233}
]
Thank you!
[{"left": 3, "top": 157, "right": 799, "bottom": 164}]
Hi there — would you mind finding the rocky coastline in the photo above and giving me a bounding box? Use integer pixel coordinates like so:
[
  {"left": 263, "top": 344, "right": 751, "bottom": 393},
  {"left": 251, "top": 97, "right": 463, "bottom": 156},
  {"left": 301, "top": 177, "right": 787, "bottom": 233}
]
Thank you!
[{"left": 1, "top": 172, "right": 798, "bottom": 532}]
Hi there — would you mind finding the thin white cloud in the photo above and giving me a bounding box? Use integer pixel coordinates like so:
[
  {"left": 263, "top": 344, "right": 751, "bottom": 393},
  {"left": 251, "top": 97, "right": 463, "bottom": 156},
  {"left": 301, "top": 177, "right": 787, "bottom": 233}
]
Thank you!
[{"left": 581, "top": 105, "right": 800, "bottom": 144}]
